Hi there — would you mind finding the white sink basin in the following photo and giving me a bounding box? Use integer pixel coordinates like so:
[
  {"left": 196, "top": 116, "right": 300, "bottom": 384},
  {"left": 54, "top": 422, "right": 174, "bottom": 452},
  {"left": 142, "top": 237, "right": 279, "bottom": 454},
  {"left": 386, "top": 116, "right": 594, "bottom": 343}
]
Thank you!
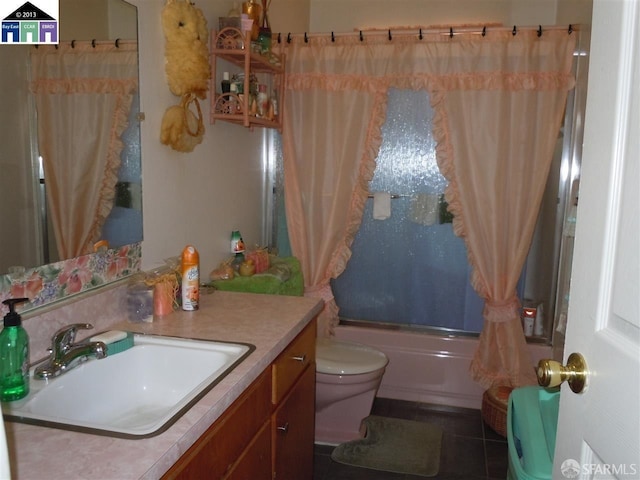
[{"left": 2, "top": 334, "right": 254, "bottom": 438}]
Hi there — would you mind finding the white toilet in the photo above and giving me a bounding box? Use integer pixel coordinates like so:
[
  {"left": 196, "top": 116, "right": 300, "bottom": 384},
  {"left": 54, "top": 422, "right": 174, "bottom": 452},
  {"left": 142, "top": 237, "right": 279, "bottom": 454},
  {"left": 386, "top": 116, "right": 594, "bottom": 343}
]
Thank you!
[{"left": 315, "top": 337, "right": 389, "bottom": 445}]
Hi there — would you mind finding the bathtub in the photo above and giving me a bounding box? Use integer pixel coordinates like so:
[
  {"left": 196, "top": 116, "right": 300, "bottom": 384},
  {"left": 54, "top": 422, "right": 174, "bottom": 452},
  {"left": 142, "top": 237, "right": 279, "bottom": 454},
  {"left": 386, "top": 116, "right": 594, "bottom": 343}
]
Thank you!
[{"left": 335, "top": 323, "right": 551, "bottom": 410}]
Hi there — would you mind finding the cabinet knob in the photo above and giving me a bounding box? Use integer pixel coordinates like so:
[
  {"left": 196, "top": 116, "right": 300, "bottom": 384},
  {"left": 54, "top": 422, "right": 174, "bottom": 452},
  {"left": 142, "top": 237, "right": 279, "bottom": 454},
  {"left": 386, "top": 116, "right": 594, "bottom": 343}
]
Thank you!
[
  {"left": 276, "top": 422, "right": 289, "bottom": 434},
  {"left": 291, "top": 354, "right": 306, "bottom": 363}
]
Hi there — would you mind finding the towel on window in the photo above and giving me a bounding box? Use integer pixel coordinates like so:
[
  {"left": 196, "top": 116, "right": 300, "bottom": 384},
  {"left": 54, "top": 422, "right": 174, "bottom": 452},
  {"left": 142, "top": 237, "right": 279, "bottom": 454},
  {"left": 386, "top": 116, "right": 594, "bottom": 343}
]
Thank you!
[
  {"left": 373, "top": 192, "right": 391, "bottom": 220},
  {"left": 410, "top": 193, "right": 439, "bottom": 226}
]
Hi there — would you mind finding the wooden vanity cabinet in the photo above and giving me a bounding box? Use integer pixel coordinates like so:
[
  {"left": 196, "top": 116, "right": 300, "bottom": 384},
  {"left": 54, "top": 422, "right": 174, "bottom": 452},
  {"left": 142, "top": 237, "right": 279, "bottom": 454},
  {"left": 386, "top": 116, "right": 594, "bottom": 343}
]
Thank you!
[
  {"left": 162, "top": 319, "right": 316, "bottom": 480},
  {"left": 271, "top": 319, "right": 316, "bottom": 479},
  {"left": 272, "top": 366, "right": 315, "bottom": 479},
  {"left": 225, "top": 420, "right": 272, "bottom": 480},
  {"left": 162, "top": 368, "right": 272, "bottom": 479}
]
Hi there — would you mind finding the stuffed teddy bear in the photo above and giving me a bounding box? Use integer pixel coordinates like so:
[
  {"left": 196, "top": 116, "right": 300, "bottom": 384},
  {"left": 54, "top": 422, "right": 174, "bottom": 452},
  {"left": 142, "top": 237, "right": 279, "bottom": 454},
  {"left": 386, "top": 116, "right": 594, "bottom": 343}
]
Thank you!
[
  {"left": 161, "top": 0, "right": 209, "bottom": 99},
  {"left": 160, "top": 0, "right": 209, "bottom": 152}
]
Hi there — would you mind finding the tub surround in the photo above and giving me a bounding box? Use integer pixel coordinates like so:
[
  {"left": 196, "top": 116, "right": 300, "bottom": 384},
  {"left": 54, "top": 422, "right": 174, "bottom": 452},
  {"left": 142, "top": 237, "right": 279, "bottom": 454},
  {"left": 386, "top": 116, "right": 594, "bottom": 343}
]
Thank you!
[
  {"left": 4, "top": 290, "right": 323, "bottom": 480},
  {"left": 335, "top": 325, "right": 552, "bottom": 409}
]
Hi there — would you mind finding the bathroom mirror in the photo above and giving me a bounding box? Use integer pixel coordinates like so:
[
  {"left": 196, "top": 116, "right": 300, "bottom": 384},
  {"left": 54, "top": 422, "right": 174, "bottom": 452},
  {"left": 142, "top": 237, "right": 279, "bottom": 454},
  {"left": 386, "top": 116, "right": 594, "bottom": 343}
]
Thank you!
[{"left": 0, "top": 0, "right": 141, "bottom": 275}]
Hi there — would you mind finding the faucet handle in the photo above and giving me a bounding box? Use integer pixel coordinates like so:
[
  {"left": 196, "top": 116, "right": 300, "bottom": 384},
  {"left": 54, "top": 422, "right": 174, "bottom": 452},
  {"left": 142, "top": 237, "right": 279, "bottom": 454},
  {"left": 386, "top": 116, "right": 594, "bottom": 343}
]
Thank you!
[{"left": 52, "top": 323, "right": 93, "bottom": 356}]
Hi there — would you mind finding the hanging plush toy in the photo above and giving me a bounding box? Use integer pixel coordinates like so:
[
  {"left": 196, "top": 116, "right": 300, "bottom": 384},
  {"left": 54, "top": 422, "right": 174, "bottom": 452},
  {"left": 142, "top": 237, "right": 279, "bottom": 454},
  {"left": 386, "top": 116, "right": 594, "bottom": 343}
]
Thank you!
[
  {"left": 160, "top": 93, "right": 204, "bottom": 153},
  {"left": 161, "top": 0, "right": 209, "bottom": 98},
  {"left": 160, "top": 0, "right": 209, "bottom": 152}
]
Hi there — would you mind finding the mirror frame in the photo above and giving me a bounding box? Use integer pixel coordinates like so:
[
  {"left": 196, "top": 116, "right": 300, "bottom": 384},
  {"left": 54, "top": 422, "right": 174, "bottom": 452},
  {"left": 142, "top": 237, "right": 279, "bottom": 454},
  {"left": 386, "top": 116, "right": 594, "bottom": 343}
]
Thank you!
[{"left": 0, "top": 0, "right": 143, "bottom": 317}]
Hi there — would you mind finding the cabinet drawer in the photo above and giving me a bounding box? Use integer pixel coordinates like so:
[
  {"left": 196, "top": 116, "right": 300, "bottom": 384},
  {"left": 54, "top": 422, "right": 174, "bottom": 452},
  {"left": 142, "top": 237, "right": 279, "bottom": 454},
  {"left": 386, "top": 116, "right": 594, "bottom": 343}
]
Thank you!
[
  {"left": 163, "top": 368, "right": 271, "bottom": 479},
  {"left": 272, "top": 319, "right": 316, "bottom": 404}
]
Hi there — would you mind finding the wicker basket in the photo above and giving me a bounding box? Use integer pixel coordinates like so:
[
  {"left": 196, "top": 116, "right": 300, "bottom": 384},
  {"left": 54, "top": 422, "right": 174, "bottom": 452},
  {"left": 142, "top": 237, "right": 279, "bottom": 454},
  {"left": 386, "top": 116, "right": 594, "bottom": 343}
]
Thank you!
[{"left": 481, "top": 386, "right": 513, "bottom": 437}]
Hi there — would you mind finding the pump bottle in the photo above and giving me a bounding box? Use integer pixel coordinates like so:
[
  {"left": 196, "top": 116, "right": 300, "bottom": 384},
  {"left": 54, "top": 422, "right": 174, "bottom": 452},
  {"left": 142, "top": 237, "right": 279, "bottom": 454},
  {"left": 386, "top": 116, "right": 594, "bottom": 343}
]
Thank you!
[{"left": 0, "top": 298, "right": 30, "bottom": 402}]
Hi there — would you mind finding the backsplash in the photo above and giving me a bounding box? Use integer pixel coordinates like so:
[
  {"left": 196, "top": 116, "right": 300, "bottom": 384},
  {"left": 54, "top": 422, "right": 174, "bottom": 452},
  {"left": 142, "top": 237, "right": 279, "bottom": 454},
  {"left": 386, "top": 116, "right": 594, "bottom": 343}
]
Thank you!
[
  {"left": 21, "top": 282, "right": 130, "bottom": 363},
  {"left": 0, "top": 242, "right": 141, "bottom": 317}
]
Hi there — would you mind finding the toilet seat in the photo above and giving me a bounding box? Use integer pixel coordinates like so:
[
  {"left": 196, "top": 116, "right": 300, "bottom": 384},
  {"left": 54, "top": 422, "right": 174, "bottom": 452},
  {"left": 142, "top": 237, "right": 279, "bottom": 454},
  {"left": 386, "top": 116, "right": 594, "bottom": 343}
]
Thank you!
[{"left": 316, "top": 338, "right": 388, "bottom": 375}]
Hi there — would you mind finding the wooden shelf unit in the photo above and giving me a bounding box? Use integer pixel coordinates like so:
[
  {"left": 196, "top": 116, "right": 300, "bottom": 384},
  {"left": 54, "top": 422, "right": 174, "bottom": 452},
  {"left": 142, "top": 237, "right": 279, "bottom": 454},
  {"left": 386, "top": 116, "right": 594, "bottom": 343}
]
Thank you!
[{"left": 210, "top": 27, "right": 285, "bottom": 131}]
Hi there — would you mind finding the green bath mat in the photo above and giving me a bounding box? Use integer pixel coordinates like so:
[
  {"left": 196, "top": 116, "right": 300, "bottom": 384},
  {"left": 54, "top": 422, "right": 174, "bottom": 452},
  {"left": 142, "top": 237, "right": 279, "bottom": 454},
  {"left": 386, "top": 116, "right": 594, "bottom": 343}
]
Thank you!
[{"left": 331, "top": 415, "right": 443, "bottom": 477}]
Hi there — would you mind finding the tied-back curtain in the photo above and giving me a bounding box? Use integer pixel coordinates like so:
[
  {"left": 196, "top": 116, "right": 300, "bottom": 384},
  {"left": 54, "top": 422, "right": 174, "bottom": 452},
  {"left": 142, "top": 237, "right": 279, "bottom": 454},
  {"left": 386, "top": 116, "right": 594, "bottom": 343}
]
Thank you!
[
  {"left": 30, "top": 42, "right": 138, "bottom": 258},
  {"left": 435, "top": 85, "right": 573, "bottom": 388},
  {"left": 279, "top": 28, "right": 576, "bottom": 388}
]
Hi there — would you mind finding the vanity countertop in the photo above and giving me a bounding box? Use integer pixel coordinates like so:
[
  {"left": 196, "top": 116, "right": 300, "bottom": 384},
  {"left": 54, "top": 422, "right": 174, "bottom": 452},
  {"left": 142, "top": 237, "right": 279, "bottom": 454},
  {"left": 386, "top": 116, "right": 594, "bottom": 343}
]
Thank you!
[{"left": 4, "top": 290, "right": 323, "bottom": 480}]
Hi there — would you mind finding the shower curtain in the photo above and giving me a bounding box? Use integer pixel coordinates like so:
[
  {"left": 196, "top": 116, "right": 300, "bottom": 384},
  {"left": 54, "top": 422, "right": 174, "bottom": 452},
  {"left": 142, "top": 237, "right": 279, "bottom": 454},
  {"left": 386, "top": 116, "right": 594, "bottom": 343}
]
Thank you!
[
  {"left": 278, "top": 27, "right": 576, "bottom": 388},
  {"left": 30, "top": 41, "right": 138, "bottom": 259}
]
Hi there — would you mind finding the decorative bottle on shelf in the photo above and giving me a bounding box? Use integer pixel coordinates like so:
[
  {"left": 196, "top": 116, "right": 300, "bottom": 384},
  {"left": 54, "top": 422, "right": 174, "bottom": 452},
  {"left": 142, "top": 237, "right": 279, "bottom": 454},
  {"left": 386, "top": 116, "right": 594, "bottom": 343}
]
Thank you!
[
  {"left": 241, "top": 0, "right": 262, "bottom": 40},
  {"left": 0, "top": 298, "right": 30, "bottom": 402}
]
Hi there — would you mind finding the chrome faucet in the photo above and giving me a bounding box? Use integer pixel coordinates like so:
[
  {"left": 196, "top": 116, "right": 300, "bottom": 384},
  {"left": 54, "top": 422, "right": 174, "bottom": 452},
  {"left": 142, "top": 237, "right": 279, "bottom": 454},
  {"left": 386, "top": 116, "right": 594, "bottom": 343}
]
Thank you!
[{"left": 34, "top": 323, "right": 107, "bottom": 379}]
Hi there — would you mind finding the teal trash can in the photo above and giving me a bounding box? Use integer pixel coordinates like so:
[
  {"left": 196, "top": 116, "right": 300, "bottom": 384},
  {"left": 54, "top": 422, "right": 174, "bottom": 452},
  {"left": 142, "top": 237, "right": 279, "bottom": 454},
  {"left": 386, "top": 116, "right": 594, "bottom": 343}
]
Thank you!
[{"left": 507, "top": 386, "right": 560, "bottom": 480}]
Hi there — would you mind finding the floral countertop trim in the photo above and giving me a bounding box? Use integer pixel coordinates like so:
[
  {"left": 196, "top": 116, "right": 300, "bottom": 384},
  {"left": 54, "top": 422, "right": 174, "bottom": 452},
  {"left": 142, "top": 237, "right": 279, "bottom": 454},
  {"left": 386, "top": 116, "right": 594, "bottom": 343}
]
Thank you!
[{"left": 0, "top": 242, "right": 141, "bottom": 316}]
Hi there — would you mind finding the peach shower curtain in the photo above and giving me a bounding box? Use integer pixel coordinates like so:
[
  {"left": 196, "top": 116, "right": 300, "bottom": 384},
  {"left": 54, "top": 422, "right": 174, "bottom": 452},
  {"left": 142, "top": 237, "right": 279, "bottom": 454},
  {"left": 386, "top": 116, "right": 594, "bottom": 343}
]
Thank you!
[
  {"left": 30, "top": 42, "right": 138, "bottom": 259},
  {"left": 279, "top": 28, "right": 575, "bottom": 387}
]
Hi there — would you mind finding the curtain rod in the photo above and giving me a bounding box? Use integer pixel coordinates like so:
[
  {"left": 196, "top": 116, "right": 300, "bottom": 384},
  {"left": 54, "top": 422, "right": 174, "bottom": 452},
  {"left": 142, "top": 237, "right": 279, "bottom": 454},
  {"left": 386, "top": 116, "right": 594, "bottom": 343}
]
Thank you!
[
  {"left": 275, "top": 24, "right": 578, "bottom": 43},
  {"left": 367, "top": 193, "right": 409, "bottom": 199},
  {"left": 33, "top": 39, "right": 136, "bottom": 49}
]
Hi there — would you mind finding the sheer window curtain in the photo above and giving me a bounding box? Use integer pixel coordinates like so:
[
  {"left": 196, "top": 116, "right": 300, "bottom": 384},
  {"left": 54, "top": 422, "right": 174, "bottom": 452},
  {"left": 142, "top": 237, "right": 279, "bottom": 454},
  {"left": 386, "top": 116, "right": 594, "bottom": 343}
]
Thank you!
[
  {"left": 30, "top": 42, "right": 138, "bottom": 259},
  {"left": 278, "top": 28, "right": 576, "bottom": 387}
]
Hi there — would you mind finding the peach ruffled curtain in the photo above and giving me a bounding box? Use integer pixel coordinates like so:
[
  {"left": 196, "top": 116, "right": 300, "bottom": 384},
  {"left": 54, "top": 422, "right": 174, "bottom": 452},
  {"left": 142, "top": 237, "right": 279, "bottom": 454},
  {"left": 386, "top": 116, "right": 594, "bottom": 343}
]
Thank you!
[
  {"left": 279, "top": 29, "right": 575, "bottom": 387},
  {"left": 30, "top": 42, "right": 138, "bottom": 259}
]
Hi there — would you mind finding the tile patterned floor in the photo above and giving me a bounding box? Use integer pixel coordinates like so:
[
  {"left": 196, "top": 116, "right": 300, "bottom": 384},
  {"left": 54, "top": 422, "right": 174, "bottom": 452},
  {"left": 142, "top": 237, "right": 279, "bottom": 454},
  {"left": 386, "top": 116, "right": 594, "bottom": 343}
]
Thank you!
[{"left": 314, "top": 397, "right": 509, "bottom": 480}]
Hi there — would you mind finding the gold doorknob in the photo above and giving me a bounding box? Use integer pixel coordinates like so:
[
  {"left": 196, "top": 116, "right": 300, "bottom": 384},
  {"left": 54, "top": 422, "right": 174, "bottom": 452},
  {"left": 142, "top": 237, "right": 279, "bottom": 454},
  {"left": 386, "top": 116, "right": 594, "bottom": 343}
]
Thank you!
[{"left": 537, "top": 352, "right": 589, "bottom": 393}]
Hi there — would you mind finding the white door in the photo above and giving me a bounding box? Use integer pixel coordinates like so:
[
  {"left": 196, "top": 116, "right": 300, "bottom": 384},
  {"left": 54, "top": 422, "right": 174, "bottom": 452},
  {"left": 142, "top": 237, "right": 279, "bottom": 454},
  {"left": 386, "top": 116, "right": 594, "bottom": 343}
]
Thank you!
[
  {"left": 0, "top": 417, "right": 8, "bottom": 479},
  {"left": 553, "top": 0, "right": 640, "bottom": 478}
]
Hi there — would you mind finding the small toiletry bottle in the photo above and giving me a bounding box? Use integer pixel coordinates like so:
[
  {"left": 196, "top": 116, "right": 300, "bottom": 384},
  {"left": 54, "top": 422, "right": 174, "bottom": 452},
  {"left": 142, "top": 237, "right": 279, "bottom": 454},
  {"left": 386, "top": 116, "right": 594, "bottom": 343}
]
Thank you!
[
  {"left": 231, "top": 230, "right": 245, "bottom": 254},
  {"left": 181, "top": 245, "right": 200, "bottom": 311},
  {"left": 521, "top": 305, "right": 536, "bottom": 337},
  {"left": 0, "top": 298, "right": 30, "bottom": 402},
  {"left": 270, "top": 90, "right": 278, "bottom": 119},
  {"left": 230, "top": 230, "right": 246, "bottom": 271},
  {"left": 229, "top": 83, "right": 239, "bottom": 112},
  {"left": 221, "top": 72, "right": 231, "bottom": 94},
  {"left": 257, "top": 84, "right": 269, "bottom": 117}
]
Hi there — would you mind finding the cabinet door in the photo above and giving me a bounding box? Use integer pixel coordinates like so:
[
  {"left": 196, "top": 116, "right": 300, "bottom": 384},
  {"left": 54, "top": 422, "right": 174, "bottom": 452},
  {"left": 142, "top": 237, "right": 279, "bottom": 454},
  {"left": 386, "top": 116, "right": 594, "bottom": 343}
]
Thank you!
[
  {"left": 224, "top": 420, "right": 271, "bottom": 480},
  {"left": 163, "top": 369, "right": 271, "bottom": 479},
  {"left": 272, "top": 365, "right": 315, "bottom": 480}
]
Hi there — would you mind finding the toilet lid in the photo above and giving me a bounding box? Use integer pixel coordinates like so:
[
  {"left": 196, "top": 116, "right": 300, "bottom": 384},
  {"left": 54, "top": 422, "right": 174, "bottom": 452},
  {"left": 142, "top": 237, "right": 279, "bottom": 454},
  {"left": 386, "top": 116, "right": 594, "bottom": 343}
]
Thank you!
[{"left": 316, "top": 338, "right": 388, "bottom": 375}]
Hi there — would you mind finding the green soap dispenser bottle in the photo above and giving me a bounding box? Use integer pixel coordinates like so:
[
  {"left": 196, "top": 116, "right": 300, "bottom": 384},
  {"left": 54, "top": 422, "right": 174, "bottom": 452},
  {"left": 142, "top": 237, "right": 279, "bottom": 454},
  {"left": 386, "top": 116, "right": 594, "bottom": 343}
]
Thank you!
[{"left": 0, "top": 298, "right": 30, "bottom": 402}]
